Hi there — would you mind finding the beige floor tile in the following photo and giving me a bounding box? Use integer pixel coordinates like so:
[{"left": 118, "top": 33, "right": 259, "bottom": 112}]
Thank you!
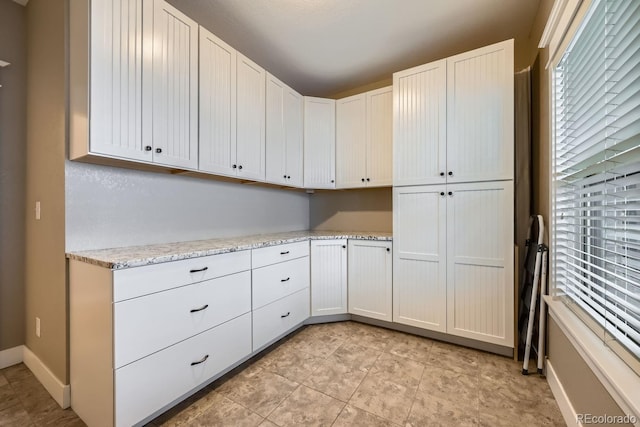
[
  {"left": 0, "top": 403, "right": 33, "bottom": 427},
  {"left": 407, "top": 394, "right": 479, "bottom": 427},
  {"left": 153, "top": 388, "right": 226, "bottom": 426},
  {"left": 215, "top": 367, "right": 298, "bottom": 417},
  {"left": 287, "top": 328, "right": 345, "bottom": 359},
  {"left": 428, "top": 341, "right": 480, "bottom": 375},
  {"left": 332, "top": 405, "right": 401, "bottom": 427},
  {"left": 267, "top": 385, "right": 344, "bottom": 427},
  {"left": 0, "top": 374, "right": 7, "bottom": 387},
  {"left": 34, "top": 409, "right": 86, "bottom": 427},
  {"left": 188, "top": 393, "right": 263, "bottom": 427},
  {"left": 258, "top": 420, "right": 280, "bottom": 427},
  {"left": 478, "top": 352, "right": 523, "bottom": 380},
  {"left": 348, "top": 354, "right": 424, "bottom": 425},
  {"left": 330, "top": 342, "right": 381, "bottom": 371},
  {"left": 348, "top": 323, "right": 397, "bottom": 352},
  {"left": 305, "top": 321, "right": 359, "bottom": 341},
  {"left": 0, "top": 384, "right": 20, "bottom": 412},
  {"left": 2, "top": 364, "right": 33, "bottom": 383},
  {"left": 418, "top": 364, "right": 479, "bottom": 403},
  {"left": 387, "top": 332, "right": 434, "bottom": 365},
  {"left": 254, "top": 344, "right": 323, "bottom": 383},
  {"left": 478, "top": 397, "right": 565, "bottom": 427}
]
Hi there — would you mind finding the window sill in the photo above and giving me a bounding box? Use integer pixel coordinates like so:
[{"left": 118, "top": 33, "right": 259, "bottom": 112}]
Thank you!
[{"left": 545, "top": 296, "right": 640, "bottom": 421}]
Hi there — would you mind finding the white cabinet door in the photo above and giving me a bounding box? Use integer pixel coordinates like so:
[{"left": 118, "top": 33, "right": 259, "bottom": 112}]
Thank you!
[
  {"left": 336, "top": 94, "right": 367, "bottom": 188},
  {"left": 304, "top": 97, "right": 336, "bottom": 189},
  {"left": 199, "top": 27, "right": 237, "bottom": 176},
  {"left": 366, "top": 86, "right": 392, "bottom": 187},
  {"left": 348, "top": 240, "right": 392, "bottom": 322},
  {"left": 236, "top": 53, "right": 266, "bottom": 181},
  {"left": 90, "top": 0, "right": 149, "bottom": 162},
  {"left": 446, "top": 180, "right": 514, "bottom": 347},
  {"left": 393, "top": 186, "right": 447, "bottom": 332},
  {"left": 265, "top": 73, "right": 303, "bottom": 187},
  {"left": 144, "top": 0, "right": 198, "bottom": 169},
  {"left": 284, "top": 88, "right": 304, "bottom": 187},
  {"left": 393, "top": 59, "right": 446, "bottom": 186},
  {"left": 310, "top": 240, "right": 348, "bottom": 316},
  {"left": 446, "top": 39, "right": 514, "bottom": 183}
]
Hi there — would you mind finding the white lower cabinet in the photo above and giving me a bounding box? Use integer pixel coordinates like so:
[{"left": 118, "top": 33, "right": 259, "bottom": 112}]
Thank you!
[
  {"left": 310, "top": 239, "right": 348, "bottom": 316},
  {"left": 348, "top": 240, "right": 392, "bottom": 322},
  {"left": 392, "top": 181, "right": 514, "bottom": 347},
  {"left": 115, "top": 314, "right": 251, "bottom": 427},
  {"left": 253, "top": 288, "right": 310, "bottom": 351}
]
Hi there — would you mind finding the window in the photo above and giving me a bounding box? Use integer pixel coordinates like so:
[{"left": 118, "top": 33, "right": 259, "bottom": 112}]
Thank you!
[{"left": 552, "top": 0, "right": 640, "bottom": 373}]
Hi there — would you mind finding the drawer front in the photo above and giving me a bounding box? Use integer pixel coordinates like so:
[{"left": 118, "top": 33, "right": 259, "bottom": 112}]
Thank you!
[
  {"left": 114, "top": 271, "right": 251, "bottom": 368},
  {"left": 115, "top": 313, "right": 252, "bottom": 427},
  {"left": 252, "top": 287, "right": 310, "bottom": 351},
  {"left": 253, "top": 256, "right": 309, "bottom": 309},
  {"left": 113, "top": 250, "right": 251, "bottom": 302},
  {"left": 252, "top": 241, "right": 310, "bottom": 269}
]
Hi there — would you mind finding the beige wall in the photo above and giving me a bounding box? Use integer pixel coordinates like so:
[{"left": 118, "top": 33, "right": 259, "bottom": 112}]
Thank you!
[
  {"left": 309, "top": 187, "right": 392, "bottom": 232},
  {"left": 25, "top": 0, "right": 67, "bottom": 381},
  {"left": 548, "top": 318, "right": 629, "bottom": 423},
  {"left": 0, "top": 0, "right": 27, "bottom": 352}
]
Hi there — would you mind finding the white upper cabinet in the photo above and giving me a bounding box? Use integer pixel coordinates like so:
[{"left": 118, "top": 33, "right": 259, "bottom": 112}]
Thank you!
[
  {"left": 199, "top": 27, "right": 237, "bottom": 176},
  {"left": 266, "top": 73, "right": 304, "bottom": 187},
  {"left": 447, "top": 40, "right": 514, "bottom": 183},
  {"left": 394, "top": 39, "right": 513, "bottom": 186},
  {"left": 393, "top": 59, "right": 447, "bottom": 186},
  {"left": 366, "top": 86, "right": 393, "bottom": 187},
  {"left": 304, "top": 97, "right": 336, "bottom": 189},
  {"left": 336, "top": 87, "right": 392, "bottom": 189},
  {"left": 236, "top": 53, "right": 266, "bottom": 181},
  {"left": 143, "top": 0, "right": 199, "bottom": 169},
  {"left": 393, "top": 185, "right": 447, "bottom": 332},
  {"left": 336, "top": 94, "right": 367, "bottom": 188},
  {"left": 89, "top": 0, "right": 149, "bottom": 162}
]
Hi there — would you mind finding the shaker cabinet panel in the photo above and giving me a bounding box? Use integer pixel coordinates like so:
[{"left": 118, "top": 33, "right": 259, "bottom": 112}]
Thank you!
[
  {"left": 348, "top": 240, "right": 392, "bottom": 322},
  {"left": 304, "top": 97, "right": 336, "bottom": 189},
  {"left": 199, "top": 27, "right": 237, "bottom": 176},
  {"left": 310, "top": 240, "right": 348, "bottom": 316},
  {"left": 366, "top": 86, "right": 393, "bottom": 187}
]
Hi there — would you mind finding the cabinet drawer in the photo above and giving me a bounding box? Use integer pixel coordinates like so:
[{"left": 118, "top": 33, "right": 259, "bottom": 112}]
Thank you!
[
  {"left": 252, "top": 287, "right": 310, "bottom": 351},
  {"left": 113, "top": 250, "right": 251, "bottom": 302},
  {"left": 252, "top": 241, "right": 309, "bottom": 269},
  {"left": 114, "top": 271, "right": 250, "bottom": 368},
  {"left": 115, "top": 313, "right": 251, "bottom": 427},
  {"left": 253, "top": 257, "right": 309, "bottom": 309}
]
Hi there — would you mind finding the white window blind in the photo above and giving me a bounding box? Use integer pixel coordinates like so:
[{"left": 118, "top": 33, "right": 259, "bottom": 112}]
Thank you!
[{"left": 553, "top": 0, "right": 640, "bottom": 370}]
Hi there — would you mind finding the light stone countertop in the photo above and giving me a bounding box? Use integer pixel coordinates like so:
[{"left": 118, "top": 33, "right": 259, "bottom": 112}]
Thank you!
[{"left": 66, "top": 230, "right": 393, "bottom": 270}]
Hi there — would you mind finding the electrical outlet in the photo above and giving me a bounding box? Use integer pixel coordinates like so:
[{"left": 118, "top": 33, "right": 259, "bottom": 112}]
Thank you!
[
  {"left": 35, "top": 201, "right": 41, "bottom": 220},
  {"left": 36, "top": 317, "right": 41, "bottom": 337}
]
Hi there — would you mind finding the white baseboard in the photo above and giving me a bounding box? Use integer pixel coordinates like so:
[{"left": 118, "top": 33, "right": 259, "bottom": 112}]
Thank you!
[
  {"left": 0, "top": 345, "right": 24, "bottom": 369},
  {"left": 547, "top": 359, "right": 581, "bottom": 427},
  {"left": 23, "top": 346, "right": 70, "bottom": 409}
]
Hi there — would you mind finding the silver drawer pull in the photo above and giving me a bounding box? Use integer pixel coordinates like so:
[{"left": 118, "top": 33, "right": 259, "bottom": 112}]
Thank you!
[
  {"left": 281, "top": 277, "right": 290, "bottom": 282},
  {"left": 190, "top": 304, "right": 209, "bottom": 313},
  {"left": 189, "top": 267, "right": 209, "bottom": 273},
  {"left": 281, "top": 312, "right": 291, "bottom": 318},
  {"left": 190, "top": 354, "right": 209, "bottom": 366},
  {"left": 280, "top": 251, "right": 290, "bottom": 255}
]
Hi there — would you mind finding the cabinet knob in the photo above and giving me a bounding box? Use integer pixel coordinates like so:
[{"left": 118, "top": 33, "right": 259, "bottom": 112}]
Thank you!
[
  {"left": 448, "top": 171, "right": 453, "bottom": 176},
  {"left": 440, "top": 172, "right": 445, "bottom": 177},
  {"left": 284, "top": 174, "right": 287, "bottom": 179},
  {"left": 342, "top": 245, "right": 346, "bottom": 249},
  {"left": 145, "top": 146, "right": 152, "bottom": 151},
  {"left": 287, "top": 175, "right": 291, "bottom": 179},
  {"left": 361, "top": 178, "right": 365, "bottom": 182},
  {"left": 386, "top": 247, "right": 390, "bottom": 252},
  {"left": 155, "top": 148, "right": 162, "bottom": 154},
  {"left": 448, "top": 191, "right": 453, "bottom": 196},
  {"left": 238, "top": 165, "right": 243, "bottom": 170},
  {"left": 440, "top": 192, "right": 445, "bottom": 196},
  {"left": 232, "top": 164, "right": 237, "bottom": 169},
  {"left": 366, "top": 178, "right": 370, "bottom": 182},
  {"left": 331, "top": 179, "right": 335, "bottom": 183}
]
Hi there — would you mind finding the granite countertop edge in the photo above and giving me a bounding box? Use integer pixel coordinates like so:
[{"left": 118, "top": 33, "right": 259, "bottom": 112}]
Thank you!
[{"left": 66, "top": 231, "right": 393, "bottom": 270}]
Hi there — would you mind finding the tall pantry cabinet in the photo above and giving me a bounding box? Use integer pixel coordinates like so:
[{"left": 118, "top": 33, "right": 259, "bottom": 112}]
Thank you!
[{"left": 393, "top": 39, "right": 515, "bottom": 349}]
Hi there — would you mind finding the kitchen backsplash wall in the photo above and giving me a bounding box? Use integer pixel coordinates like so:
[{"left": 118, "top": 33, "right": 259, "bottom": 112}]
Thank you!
[
  {"left": 65, "top": 161, "right": 310, "bottom": 251},
  {"left": 309, "top": 187, "right": 392, "bottom": 232}
]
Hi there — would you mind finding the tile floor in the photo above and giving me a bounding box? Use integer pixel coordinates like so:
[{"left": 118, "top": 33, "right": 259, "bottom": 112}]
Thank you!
[{"left": 0, "top": 321, "right": 565, "bottom": 426}]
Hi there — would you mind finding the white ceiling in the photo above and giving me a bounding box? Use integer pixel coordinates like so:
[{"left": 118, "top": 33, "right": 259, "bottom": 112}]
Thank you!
[{"left": 169, "top": 0, "right": 542, "bottom": 97}]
